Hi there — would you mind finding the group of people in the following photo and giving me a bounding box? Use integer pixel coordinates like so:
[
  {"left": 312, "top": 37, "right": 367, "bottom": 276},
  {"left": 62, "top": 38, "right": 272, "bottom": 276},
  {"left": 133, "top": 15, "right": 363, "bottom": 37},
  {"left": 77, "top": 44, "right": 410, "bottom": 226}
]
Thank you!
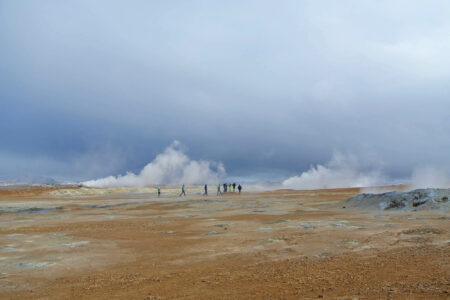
[
  {"left": 215, "top": 182, "right": 241, "bottom": 195},
  {"left": 155, "top": 183, "right": 243, "bottom": 197},
  {"left": 189, "top": 183, "right": 242, "bottom": 196}
]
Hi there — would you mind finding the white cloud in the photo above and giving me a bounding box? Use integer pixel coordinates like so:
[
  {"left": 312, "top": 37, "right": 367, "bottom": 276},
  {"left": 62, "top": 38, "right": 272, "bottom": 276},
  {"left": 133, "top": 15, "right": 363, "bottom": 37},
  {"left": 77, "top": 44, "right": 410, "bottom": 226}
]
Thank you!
[
  {"left": 82, "top": 141, "right": 226, "bottom": 187},
  {"left": 282, "top": 152, "right": 385, "bottom": 190}
]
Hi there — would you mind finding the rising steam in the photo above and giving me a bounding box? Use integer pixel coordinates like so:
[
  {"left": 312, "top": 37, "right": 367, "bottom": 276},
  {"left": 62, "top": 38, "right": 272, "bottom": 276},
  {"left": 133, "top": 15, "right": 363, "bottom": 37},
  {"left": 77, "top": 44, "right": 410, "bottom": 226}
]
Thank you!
[
  {"left": 82, "top": 141, "right": 225, "bottom": 188},
  {"left": 410, "top": 166, "right": 450, "bottom": 189},
  {"left": 282, "top": 152, "right": 385, "bottom": 190}
]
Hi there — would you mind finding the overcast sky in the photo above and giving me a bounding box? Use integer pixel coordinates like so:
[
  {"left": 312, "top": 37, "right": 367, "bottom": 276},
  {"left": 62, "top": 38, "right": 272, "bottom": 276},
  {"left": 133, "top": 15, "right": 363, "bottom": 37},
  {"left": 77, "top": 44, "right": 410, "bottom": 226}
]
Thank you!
[{"left": 1, "top": 0, "right": 449, "bottom": 183}]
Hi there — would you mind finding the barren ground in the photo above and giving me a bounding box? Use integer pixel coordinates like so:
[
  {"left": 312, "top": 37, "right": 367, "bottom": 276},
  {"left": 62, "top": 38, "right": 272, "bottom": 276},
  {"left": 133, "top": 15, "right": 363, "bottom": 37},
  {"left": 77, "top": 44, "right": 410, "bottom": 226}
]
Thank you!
[{"left": 0, "top": 186, "right": 448, "bottom": 299}]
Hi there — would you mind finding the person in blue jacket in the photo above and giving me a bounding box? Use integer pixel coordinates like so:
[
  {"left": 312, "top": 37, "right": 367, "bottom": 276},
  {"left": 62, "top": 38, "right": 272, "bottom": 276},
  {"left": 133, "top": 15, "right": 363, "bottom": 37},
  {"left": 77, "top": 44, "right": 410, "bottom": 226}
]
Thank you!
[{"left": 179, "top": 184, "right": 186, "bottom": 196}]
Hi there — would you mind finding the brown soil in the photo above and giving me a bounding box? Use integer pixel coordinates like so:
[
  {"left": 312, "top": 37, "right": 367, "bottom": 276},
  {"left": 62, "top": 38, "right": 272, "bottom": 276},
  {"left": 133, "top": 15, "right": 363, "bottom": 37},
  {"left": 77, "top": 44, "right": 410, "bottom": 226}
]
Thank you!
[{"left": 0, "top": 186, "right": 448, "bottom": 299}]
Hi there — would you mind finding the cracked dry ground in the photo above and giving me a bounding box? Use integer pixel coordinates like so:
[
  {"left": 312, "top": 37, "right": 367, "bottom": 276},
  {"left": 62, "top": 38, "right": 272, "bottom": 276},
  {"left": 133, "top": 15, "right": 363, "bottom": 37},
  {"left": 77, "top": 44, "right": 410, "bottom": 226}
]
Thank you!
[{"left": 0, "top": 186, "right": 449, "bottom": 299}]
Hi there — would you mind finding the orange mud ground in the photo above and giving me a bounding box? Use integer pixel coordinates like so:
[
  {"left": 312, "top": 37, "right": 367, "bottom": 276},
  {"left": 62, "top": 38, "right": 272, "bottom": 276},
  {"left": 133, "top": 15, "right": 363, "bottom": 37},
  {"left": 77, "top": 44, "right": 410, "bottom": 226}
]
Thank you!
[{"left": 0, "top": 186, "right": 448, "bottom": 299}]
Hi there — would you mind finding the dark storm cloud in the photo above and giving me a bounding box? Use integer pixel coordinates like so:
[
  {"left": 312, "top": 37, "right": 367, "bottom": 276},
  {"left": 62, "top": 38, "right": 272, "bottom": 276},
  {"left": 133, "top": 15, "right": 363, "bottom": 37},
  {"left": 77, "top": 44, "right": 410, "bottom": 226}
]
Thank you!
[{"left": 0, "top": 0, "right": 449, "bottom": 183}]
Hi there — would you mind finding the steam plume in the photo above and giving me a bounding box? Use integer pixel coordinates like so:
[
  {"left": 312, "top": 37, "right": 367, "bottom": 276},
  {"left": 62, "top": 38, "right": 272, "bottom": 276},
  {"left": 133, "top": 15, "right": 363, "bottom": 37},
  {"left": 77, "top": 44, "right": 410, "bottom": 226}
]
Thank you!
[
  {"left": 411, "top": 166, "right": 450, "bottom": 189},
  {"left": 82, "top": 141, "right": 225, "bottom": 188},
  {"left": 282, "top": 152, "right": 384, "bottom": 190}
]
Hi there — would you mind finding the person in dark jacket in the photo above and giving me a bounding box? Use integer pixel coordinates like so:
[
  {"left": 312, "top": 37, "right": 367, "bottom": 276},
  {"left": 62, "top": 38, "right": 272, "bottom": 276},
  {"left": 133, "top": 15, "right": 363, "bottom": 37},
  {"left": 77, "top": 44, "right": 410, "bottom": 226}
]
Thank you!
[
  {"left": 238, "top": 184, "right": 242, "bottom": 194},
  {"left": 203, "top": 184, "right": 208, "bottom": 196}
]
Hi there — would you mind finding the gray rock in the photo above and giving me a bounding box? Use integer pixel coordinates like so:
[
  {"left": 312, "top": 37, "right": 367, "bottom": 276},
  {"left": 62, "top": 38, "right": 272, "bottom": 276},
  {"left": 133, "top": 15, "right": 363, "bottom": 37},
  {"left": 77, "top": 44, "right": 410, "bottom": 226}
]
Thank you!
[
  {"left": 344, "top": 189, "right": 450, "bottom": 211},
  {"left": 204, "top": 231, "right": 219, "bottom": 235}
]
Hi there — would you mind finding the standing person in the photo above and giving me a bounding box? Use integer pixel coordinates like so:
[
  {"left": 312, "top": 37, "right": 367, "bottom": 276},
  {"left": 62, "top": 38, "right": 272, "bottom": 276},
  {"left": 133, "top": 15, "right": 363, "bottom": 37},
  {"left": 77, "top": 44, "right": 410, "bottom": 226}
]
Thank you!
[
  {"left": 229, "top": 183, "right": 232, "bottom": 192},
  {"left": 232, "top": 183, "right": 236, "bottom": 192},
  {"left": 217, "top": 184, "right": 222, "bottom": 195},
  {"left": 238, "top": 184, "right": 242, "bottom": 194},
  {"left": 179, "top": 184, "right": 186, "bottom": 196},
  {"left": 203, "top": 184, "right": 208, "bottom": 196},
  {"left": 158, "top": 187, "right": 161, "bottom": 197},
  {"left": 223, "top": 183, "right": 227, "bottom": 193}
]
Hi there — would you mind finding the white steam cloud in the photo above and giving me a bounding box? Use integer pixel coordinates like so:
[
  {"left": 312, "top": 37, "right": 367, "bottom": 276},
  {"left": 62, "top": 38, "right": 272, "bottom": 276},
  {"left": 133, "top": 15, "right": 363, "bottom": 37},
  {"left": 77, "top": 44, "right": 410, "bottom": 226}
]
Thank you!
[
  {"left": 411, "top": 166, "right": 450, "bottom": 189},
  {"left": 82, "top": 141, "right": 225, "bottom": 188},
  {"left": 282, "top": 153, "right": 450, "bottom": 191},
  {"left": 282, "top": 152, "right": 385, "bottom": 190}
]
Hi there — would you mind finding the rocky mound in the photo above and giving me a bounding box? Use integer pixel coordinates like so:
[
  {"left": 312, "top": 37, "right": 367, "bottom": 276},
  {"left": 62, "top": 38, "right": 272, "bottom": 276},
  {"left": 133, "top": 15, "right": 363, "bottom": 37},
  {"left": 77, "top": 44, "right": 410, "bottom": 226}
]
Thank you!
[{"left": 343, "top": 188, "right": 449, "bottom": 211}]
